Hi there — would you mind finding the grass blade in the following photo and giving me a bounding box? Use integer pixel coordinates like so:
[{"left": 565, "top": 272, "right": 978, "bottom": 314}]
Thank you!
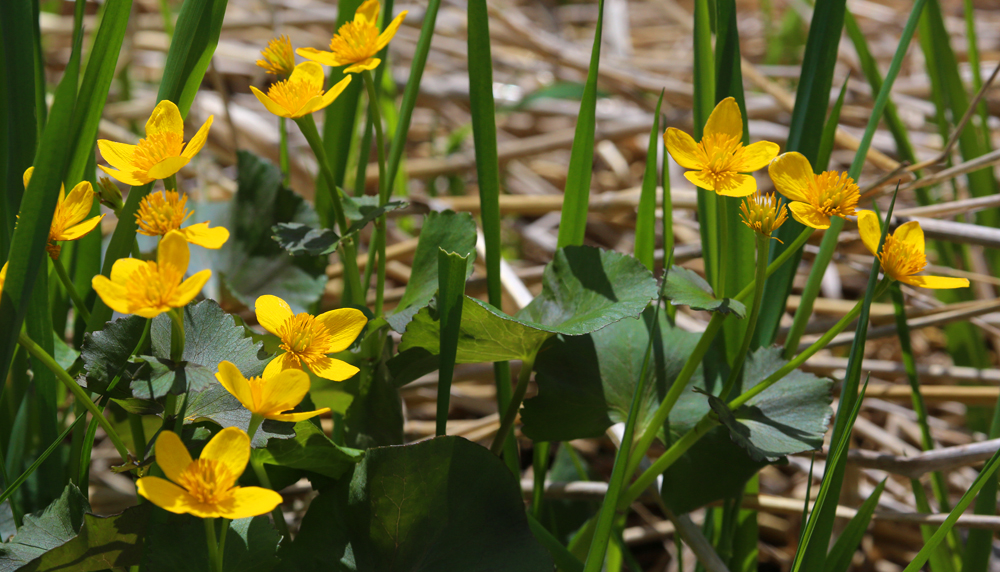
[
  {"left": 435, "top": 249, "right": 468, "bottom": 437},
  {"left": 635, "top": 91, "right": 664, "bottom": 271},
  {"left": 556, "top": 0, "right": 605, "bottom": 248},
  {"left": 823, "top": 479, "right": 886, "bottom": 572},
  {"left": 691, "top": 0, "right": 716, "bottom": 287}
]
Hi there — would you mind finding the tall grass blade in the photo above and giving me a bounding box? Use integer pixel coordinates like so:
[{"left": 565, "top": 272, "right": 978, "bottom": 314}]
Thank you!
[
  {"left": 823, "top": 479, "right": 886, "bottom": 572},
  {"left": 635, "top": 92, "right": 664, "bottom": 271},
  {"left": 691, "top": 0, "right": 716, "bottom": 288},
  {"left": 556, "top": 0, "right": 604, "bottom": 248},
  {"left": 435, "top": 249, "right": 468, "bottom": 437},
  {"left": 815, "top": 76, "right": 850, "bottom": 172}
]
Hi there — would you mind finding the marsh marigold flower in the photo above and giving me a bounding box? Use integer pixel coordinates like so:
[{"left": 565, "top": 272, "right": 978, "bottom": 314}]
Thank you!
[
  {"left": 740, "top": 193, "right": 788, "bottom": 241},
  {"left": 296, "top": 0, "right": 407, "bottom": 73},
  {"left": 251, "top": 62, "right": 351, "bottom": 119},
  {"left": 92, "top": 231, "right": 211, "bottom": 318},
  {"left": 255, "top": 294, "right": 367, "bottom": 381},
  {"left": 136, "top": 190, "right": 229, "bottom": 249},
  {"left": 664, "top": 97, "right": 779, "bottom": 197},
  {"left": 136, "top": 428, "right": 282, "bottom": 519},
  {"left": 857, "top": 210, "right": 969, "bottom": 290},
  {"left": 22, "top": 167, "right": 105, "bottom": 259},
  {"left": 98, "top": 100, "right": 213, "bottom": 186},
  {"left": 257, "top": 35, "right": 296, "bottom": 76},
  {"left": 769, "top": 152, "right": 859, "bottom": 229},
  {"left": 215, "top": 361, "right": 330, "bottom": 422}
]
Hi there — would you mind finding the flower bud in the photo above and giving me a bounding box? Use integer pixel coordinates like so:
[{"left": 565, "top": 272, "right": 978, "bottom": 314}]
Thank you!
[{"left": 739, "top": 193, "right": 788, "bottom": 241}]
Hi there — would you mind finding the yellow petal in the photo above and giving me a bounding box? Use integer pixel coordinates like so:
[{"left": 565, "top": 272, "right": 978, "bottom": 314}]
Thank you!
[
  {"left": 266, "top": 408, "right": 331, "bottom": 422},
  {"left": 684, "top": 170, "right": 716, "bottom": 192},
  {"left": 768, "top": 152, "right": 813, "bottom": 203},
  {"left": 250, "top": 86, "right": 291, "bottom": 118},
  {"left": 295, "top": 95, "right": 327, "bottom": 118},
  {"left": 91, "top": 275, "right": 132, "bottom": 315},
  {"left": 97, "top": 140, "right": 138, "bottom": 172},
  {"left": 736, "top": 141, "right": 780, "bottom": 173},
  {"left": 169, "top": 269, "right": 211, "bottom": 308},
  {"left": 255, "top": 295, "right": 294, "bottom": 336},
  {"left": 856, "top": 210, "right": 882, "bottom": 256},
  {"left": 356, "top": 0, "right": 380, "bottom": 24},
  {"left": 98, "top": 164, "right": 148, "bottom": 187},
  {"left": 901, "top": 275, "right": 970, "bottom": 289},
  {"left": 305, "top": 356, "right": 359, "bottom": 382},
  {"left": 216, "top": 361, "right": 256, "bottom": 412},
  {"left": 60, "top": 181, "right": 97, "bottom": 227},
  {"left": 22, "top": 167, "right": 33, "bottom": 188},
  {"left": 893, "top": 220, "right": 925, "bottom": 255},
  {"left": 158, "top": 231, "right": 191, "bottom": 272},
  {"left": 787, "top": 202, "right": 830, "bottom": 229},
  {"left": 263, "top": 352, "right": 301, "bottom": 378},
  {"left": 315, "top": 308, "right": 368, "bottom": 352},
  {"left": 109, "top": 257, "right": 146, "bottom": 285},
  {"left": 146, "top": 100, "right": 184, "bottom": 138},
  {"left": 133, "top": 304, "right": 173, "bottom": 319},
  {"left": 259, "top": 368, "right": 311, "bottom": 415},
  {"left": 59, "top": 215, "right": 105, "bottom": 241},
  {"left": 664, "top": 128, "right": 704, "bottom": 170},
  {"left": 181, "top": 222, "right": 229, "bottom": 249},
  {"left": 714, "top": 174, "right": 757, "bottom": 197},
  {"left": 344, "top": 59, "right": 381, "bottom": 74},
  {"left": 154, "top": 430, "right": 193, "bottom": 483},
  {"left": 704, "top": 97, "right": 742, "bottom": 141},
  {"left": 181, "top": 115, "right": 214, "bottom": 159},
  {"left": 318, "top": 76, "right": 352, "bottom": 110},
  {"left": 295, "top": 47, "right": 347, "bottom": 67},
  {"left": 147, "top": 156, "right": 190, "bottom": 181},
  {"left": 201, "top": 427, "right": 250, "bottom": 481},
  {"left": 290, "top": 62, "right": 326, "bottom": 91},
  {"left": 136, "top": 476, "right": 198, "bottom": 515},
  {"left": 375, "top": 10, "right": 408, "bottom": 51},
  {"left": 216, "top": 486, "right": 283, "bottom": 520}
]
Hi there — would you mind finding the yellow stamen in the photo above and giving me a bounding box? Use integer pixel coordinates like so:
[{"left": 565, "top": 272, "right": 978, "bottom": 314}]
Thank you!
[
  {"left": 136, "top": 191, "right": 193, "bottom": 237},
  {"left": 810, "top": 171, "right": 859, "bottom": 218},
  {"left": 131, "top": 132, "right": 185, "bottom": 173},
  {"left": 278, "top": 313, "right": 336, "bottom": 361},
  {"left": 739, "top": 193, "right": 788, "bottom": 241},
  {"left": 328, "top": 20, "right": 380, "bottom": 62},
  {"left": 266, "top": 78, "right": 323, "bottom": 114},
  {"left": 879, "top": 234, "right": 927, "bottom": 281},
  {"left": 257, "top": 35, "right": 296, "bottom": 76},
  {"left": 124, "top": 262, "right": 184, "bottom": 310},
  {"left": 176, "top": 458, "right": 236, "bottom": 504}
]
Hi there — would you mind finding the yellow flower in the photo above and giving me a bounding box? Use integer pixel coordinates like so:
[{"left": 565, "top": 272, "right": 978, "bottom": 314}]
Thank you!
[
  {"left": 136, "top": 190, "right": 229, "bottom": 249},
  {"left": 22, "top": 168, "right": 105, "bottom": 259},
  {"left": 296, "top": 0, "right": 408, "bottom": 73},
  {"left": 92, "top": 231, "right": 212, "bottom": 318},
  {"left": 664, "top": 97, "right": 779, "bottom": 197},
  {"left": 255, "top": 295, "right": 367, "bottom": 381},
  {"left": 215, "top": 361, "right": 330, "bottom": 422},
  {"left": 256, "top": 35, "right": 296, "bottom": 76},
  {"left": 739, "top": 193, "right": 788, "bottom": 241},
  {"left": 768, "top": 152, "right": 860, "bottom": 229},
  {"left": 97, "top": 100, "right": 213, "bottom": 186},
  {"left": 250, "top": 62, "right": 352, "bottom": 119},
  {"left": 857, "top": 211, "right": 969, "bottom": 290},
  {"left": 136, "top": 428, "right": 282, "bottom": 519}
]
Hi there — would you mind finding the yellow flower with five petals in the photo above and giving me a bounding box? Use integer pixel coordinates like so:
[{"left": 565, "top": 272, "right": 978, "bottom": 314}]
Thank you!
[
  {"left": 98, "top": 100, "right": 213, "bottom": 186},
  {"left": 136, "top": 428, "right": 282, "bottom": 519},
  {"left": 296, "top": 0, "right": 408, "bottom": 74},
  {"left": 92, "top": 230, "right": 212, "bottom": 318},
  {"left": 250, "top": 62, "right": 352, "bottom": 119},
  {"left": 22, "top": 167, "right": 105, "bottom": 259},
  {"left": 256, "top": 35, "right": 296, "bottom": 76},
  {"left": 768, "top": 151, "right": 859, "bottom": 229},
  {"left": 135, "top": 190, "right": 229, "bottom": 249},
  {"left": 857, "top": 211, "right": 969, "bottom": 290},
  {"left": 215, "top": 361, "right": 330, "bottom": 422},
  {"left": 254, "top": 295, "right": 367, "bottom": 381},
  {"left": 664, "top": 97, "right": 779, "bottom": 197}
]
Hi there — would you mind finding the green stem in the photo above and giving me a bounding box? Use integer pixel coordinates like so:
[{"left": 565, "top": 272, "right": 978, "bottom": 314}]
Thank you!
[
  {"left": 363, "top": 70, "right": 390, "bottom": 318},
  {"left": 217, "top": 519, "right": 230, "bottom": 565},
  {"left": 251, "top": 457, "right": 292, "bottom": 542},
  {"left": 51, "top": 255, "right": 91, "bottom": 322},
  {"left": 16, "top": 332, "right": 129, "bottom": 462},
  {"left": 246, "top": 413, "right": 264, "bottom": 445},
  {"left": 531, "top": 442, "right": 550, "bottom": 519},
  {"left": 620, "top": 416, "right": 718, "bottom": 509},
  {"left": 294, "top": 115, "right": 364, "bottom": 306},
  {"left": 718, "top": 234, "right": 770, "bottom": 401},
  {"left": 490, "top": 352, "right": 538, "bottom": 456},
  {"left": 278, "top": 117, "right": 290, "bottom": 186},
  {"left": 128, "top": 414, "right": 147, "bottom": 458},
  {"left": 169, "top": 308, "right": 185, "bottom": 362},
  {"left": 204, "top": 518, "right": 222, "bottom": 572},
  {"left": 782, "top": 217, "right": 844, "bottom": 358},
  {"left": 733, "top": 226, "right": 812, "bottom": 303},
  {"left": 164, "top": 174, "right": 177, "bottom": 192}
]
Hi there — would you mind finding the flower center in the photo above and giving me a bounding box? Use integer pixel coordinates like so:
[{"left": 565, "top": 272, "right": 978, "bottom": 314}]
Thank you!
[
  {"left": 810, "top": 171, "right": 859, "bottom": 218},
  {"left": 136, "top": 191, "right": 192, "bottom": 237},
  {"left": 329, "top": 20, "right": 379, "bottom": 63},
  {"left": 177, "top": 459, "right": 236, "bottom": 504},
  {"left": 739, "top": 193, "right": 787, "bottom": 239},
  {"left": 277, "top": 313, "right": 335, "bottom": 360},
  {"left": 879, "top": 234, "right": 926, "bottom": 281},
  {"left": 267, "top": 78, "right": 323, "bottom": 113},
  {"left": 124, "top": 261, "right": 184, "bottom": 311},
  {"left": 131, "top": 132, "right": 185, "bottom": 173}
]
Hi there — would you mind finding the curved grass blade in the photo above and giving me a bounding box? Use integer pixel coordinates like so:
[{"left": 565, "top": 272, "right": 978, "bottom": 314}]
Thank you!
[
  {"left": 635, "top": 91, "right": 664, "bottom": 271},
  {"left": 823, "top": 479, "right": 886, "bottom": 572}
]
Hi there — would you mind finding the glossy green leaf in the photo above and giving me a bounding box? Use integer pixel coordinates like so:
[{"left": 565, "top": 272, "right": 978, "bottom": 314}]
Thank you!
[
  {"left": 129, "top": 359, "right": 216, "bottom": 400},
  {"left": 272, "top": 200, "right": 406, "bottom": 257},
  {"left": 341, "top": 335, "right": 404, "bottom": 449},
  {"left": 79, "top": 315, "right": 147, "bottom": 398},
  {"left": 663, "top": 266, "right": 746, "bottom": 317},
  {"left": 143, "top": 512, "right": 279, "bottom": 572},
  {"left": 254, "top": 420, "right": 362, "bottom": 480},
  {"left": 279, "top": 437, "right": 552, "bottom": 571}
]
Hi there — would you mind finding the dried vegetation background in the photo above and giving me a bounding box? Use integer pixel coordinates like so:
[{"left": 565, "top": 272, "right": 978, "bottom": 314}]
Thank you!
[{"left": 39, "top": 0, "right": 1000, "bottom": 568}]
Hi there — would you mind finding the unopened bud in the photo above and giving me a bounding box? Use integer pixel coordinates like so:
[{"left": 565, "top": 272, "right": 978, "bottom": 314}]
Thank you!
[
  {"left": 97, "top": 177, "right": 124, "bottom": 213},
  {"left": 739, "top": 193, "right": 788, "bottom": 242}
]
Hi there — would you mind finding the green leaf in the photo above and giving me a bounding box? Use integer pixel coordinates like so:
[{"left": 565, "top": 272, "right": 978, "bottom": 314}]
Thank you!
[
  {"left": 279, "top": 437, "right": 552, "bottom": 571},
  {"left": 129, "top": 358, "right": 217, "bottom": 400},
  {"left": 150, "top": 300, "right": 269, "bottom": 376},
  {"left": 435, "top": 248, "right": 470, "bottom": 436},
  {"left": 157, "top": 0, "right": 228, "bottom": 116},
  {"left": 823, "top": 479, "right": 886, "bottom": 572},
  {"left": 386, "top": 210, "right": 477, "bottom": 333},
  {"left": 254, "top": 420, "right": 362, "bottom": 480},
  {"left": 663, "top": 266, "right": 746, "bottom": 317},
  {"left": 635, "top": 92, "right": 664, "bottom": 271},
  {"left": 80, "top": 315, "right": 146, "bottom": 398},
  {"left": 272, "top": 199, "right": 406, "bottom": 257},
  {"left": 182, "top": 385, "right": 294, "bottom": 448},
  {"left": 341, "top": 337, "right": 403, "bottom": 448},
  {"left": 142, "top": 512, "right": 279, "bottom": 572}
]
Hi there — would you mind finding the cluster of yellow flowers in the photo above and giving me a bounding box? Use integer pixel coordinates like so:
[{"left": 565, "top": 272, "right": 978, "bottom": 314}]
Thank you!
[{"left": 665, "top": 98, "right": 969, "bottom": 290}]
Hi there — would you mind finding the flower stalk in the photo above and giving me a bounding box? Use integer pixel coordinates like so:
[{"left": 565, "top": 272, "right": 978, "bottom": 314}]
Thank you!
[
  {"left": 718, "top": 233, "right": 771, "bottom": 401},
  {"left": 363, "top": 69, "right": 389, "bottom": 317},
  {"left": 51, "top": 255, "right": 91, "bottom": 322},
  {"left": 204, "top": 518, "right": 223, "bottom": 572}
]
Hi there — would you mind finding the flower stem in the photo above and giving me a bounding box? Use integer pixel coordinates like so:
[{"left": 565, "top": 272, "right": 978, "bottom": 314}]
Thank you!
[
  {"left": 250, "top": 457, "right": 292, "bottom": 542},
  {"left": 168, "top": 308, "right": 185, "bottom": 362},
  {"left": 246, "top": 413, "right": 265, "bottom": 444},
  {"left": 363, "top": 70, "right": 389, "bottom": 318},
  {"left": 164, "top": 174, "right": 177, "bottom": 192},
  {"left": 278, "top": 117, "right": 290, "bottom": 186},
  {"left": 733, "top": 226, "right": 812, "bottom": 303},
  {"left": 490, "top": 351, "right": 538, "bottom": 456},
  {"left": 293, "top": 115, "right": 364, "bottom": 306},
  {"left": 717, "top": 234, "right": 770, "bottom": 401},
  {"left": 17, "top": 331, "right": 130, "bottom": 462},
  {"left": 51, "top": 255, "right": 91, "bottom": 322},
  {"left": 204, "top": 518, "right": 222, "bottom": 572}
]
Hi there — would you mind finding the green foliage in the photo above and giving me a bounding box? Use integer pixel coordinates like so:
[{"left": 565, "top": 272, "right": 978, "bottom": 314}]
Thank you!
[
  {"left": 254, "top": 420, "right": 362, "bottom": 480},
  {"left": 279, "top": 437, "right": 552, "bottom": 571},
  {"left": 823, "top": 480, "right": 886, "bottom": 572},
  {"left": 143, "top": 512, "right": 279, "bottom": 572},
  {"left": 340, "top": 337, "right": 404, "bottom": 449},
  {"left": 150, "top": 300, "right": 268, "bottom": 377},
  {"left": 663, "top": 266, "right": 747, "bottom": 317},
  {"left": 272, "top": 200, "right": 406, "bottom": 257}
]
